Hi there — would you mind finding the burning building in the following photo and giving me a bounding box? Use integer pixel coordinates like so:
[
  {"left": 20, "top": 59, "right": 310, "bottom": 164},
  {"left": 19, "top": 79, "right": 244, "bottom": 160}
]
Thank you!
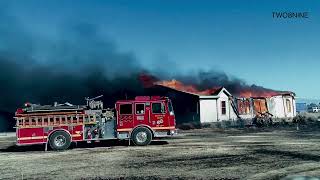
[
  {"left": 145, "top": 77, "right": 296, "bottom": 124},
  {"left": 235, "top": 93, "right": 296, "bottom": 120},
  {"left": 144, "top": 79, "right": 239, "bottom": 124}
]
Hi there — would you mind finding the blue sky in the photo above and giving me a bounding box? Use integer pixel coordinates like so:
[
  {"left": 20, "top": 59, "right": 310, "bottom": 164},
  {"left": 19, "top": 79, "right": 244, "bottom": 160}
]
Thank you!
[{"left": 3, "top": 0, "right": 320, "bottom": 99}]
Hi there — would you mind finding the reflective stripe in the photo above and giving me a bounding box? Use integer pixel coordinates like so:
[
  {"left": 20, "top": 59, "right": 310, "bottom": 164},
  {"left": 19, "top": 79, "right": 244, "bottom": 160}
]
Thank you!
[
  {"left": 18, "top": 134, "right": 81, "bottom": 140},
  {"left": 117, "top": 128, "right": 132, "bottom": 132},
  {"left": 72, "top": 134, "right": 82, "bottom": 137},
  {"left": 153, "top": 126, "right": 175, "bottom": 130},
  {"left": 17, "top": 136, "right": 48, "bottom": 140}
]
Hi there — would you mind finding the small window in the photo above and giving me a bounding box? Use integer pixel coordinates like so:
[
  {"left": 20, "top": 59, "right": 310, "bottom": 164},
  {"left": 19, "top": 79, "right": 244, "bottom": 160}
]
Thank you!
[
  {"left": 18, "top": 119, "right": 23, "bottom": 126},
  {"left": 31, "top": 118, "right": 36, "bottom": 125},
  {"left": 221, "top": 101, "right": 226, "bottom": 115},
  {"left": 136, "top": 104, "right": 145, "bottom": 114},
  {"left": 286, "top": 99, "right": 291, "bottom": 113},
  {"left": 49, "top": 118, "right": 54, "bottom": 125},
  {"left": 152, "top": 103, "right": 165, "bottom": 114},
  {"left": 120, "top": 104, "right": 133, "bottom": 114}
]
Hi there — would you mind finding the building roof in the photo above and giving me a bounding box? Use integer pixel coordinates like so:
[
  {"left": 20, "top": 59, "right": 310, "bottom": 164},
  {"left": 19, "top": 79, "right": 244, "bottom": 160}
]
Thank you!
[
  {"left": 154, "top": 83, "right": 231, "bottom": 98},
  {"left": 154, "top": 81, "right": 294, "bottom": 99}
]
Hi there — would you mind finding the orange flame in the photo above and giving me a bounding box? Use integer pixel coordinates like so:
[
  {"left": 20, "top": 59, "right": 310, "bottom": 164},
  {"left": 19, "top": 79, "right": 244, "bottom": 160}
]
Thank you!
[
  {"left": 139, "top": 73, "right": 293, "bottom": 98},
  {"left": 238, "top": 89, "right": 280, "bottom": 98},
  {"left": 155, "top": 79, "right": 220, "bottom": 95}
]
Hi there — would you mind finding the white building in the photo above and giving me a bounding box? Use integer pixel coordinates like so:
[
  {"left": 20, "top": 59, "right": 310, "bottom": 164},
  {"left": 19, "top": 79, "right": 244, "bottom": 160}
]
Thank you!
[
  {"left": 153, "top": 84, "right": 296, "bottom": 124},
  {"left": 267, "top": 94, "right": 296, "bottom": 118},
  {"left": 199, "top": 91, "right": 297, "bottom": 123},
  {"left": 235, "top": 93, "right": 296, "bottom": 120},
  {"left": 199, "top": 88, "right": 239, "bottom": 123}
]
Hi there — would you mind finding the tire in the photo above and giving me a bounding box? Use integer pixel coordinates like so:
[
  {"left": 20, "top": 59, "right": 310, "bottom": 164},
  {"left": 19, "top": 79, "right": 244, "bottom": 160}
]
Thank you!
[
  {"left": 131, "top": 127, "right": 152, "bottom": 146},
  {"left": 49, "top": 131, "right": 71, "bottom": 151}
]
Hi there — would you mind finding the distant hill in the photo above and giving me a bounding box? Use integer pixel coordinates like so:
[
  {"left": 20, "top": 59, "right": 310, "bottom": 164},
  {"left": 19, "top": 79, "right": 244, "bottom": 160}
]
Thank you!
[{"left": 296, "top": 97, "right": 320, "bottom": 104}]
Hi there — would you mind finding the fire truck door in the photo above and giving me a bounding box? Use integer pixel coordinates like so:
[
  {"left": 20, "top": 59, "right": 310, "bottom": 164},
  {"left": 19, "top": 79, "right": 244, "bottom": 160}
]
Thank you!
[
  {"left": 134, "top": 103, "right": 150, "bottom": 126},
  {"left": 117, "top": 103, "right": 134, "bottom": 130},
  {"left": 150, "top": 102, "right": 167, "bottom": 127}
]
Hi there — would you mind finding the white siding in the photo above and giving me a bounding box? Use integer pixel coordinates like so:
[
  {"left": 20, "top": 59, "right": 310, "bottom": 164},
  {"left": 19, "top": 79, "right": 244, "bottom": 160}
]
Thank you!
[
  {"left": 268, "top": 96, "right": 285, "bottom": 118},
  {"left": 292, "top": 98, "right": 296, "bottom": 117},
  {"left": 199, "top": 99, "right": 217, "bottom": 123},
  {"left": 228, "top": 102, "right": 239, "bottom": 120},
  {"left": 199, "top": 90, "right": 238, "bottom": 123},
  {"left": 283, "top": 96, "right": 295, "bottom": 118},
  {"left": 268, "top": 95, "right": 296, "bottom": 118},
  {"left": 217, "top": 93, "right": 230, "bottom": 121},
  {"left": 217, "top": 91, "right": 238, "bottom": 121}
]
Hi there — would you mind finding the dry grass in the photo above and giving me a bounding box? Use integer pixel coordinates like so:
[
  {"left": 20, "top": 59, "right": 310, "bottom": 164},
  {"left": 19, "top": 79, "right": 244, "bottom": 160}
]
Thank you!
[{"left": 0, "top": 128, "right": 320, "bottom": 179}]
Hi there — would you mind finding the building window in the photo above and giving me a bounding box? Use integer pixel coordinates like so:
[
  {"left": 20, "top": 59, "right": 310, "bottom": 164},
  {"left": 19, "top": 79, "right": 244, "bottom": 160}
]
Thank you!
[
  {"left": 152, "top": 103, "right": 165, "bottom": 114},
  {"left": 120, "top": 104, "right": 133, "bottom": 115},
  {"left": 221, "top": 101, "right": 226, "bottom": 115},
  {"left": 237, "top": 99, "right": 251, "bottom": 115},
  {"left": 135, "top": 103, "right": 145, "bottom": 114},
  {"left": 286, "top": 99, "right": 291, "bottom": 113},
  {"left": 253, "top": 99, "right": 268, "bottom": 115}
]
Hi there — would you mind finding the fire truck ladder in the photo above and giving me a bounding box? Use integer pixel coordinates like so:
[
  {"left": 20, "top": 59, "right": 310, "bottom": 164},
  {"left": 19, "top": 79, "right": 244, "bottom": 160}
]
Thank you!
[{"left": 15, "top": 113, "right": 98, "bottom": 128}]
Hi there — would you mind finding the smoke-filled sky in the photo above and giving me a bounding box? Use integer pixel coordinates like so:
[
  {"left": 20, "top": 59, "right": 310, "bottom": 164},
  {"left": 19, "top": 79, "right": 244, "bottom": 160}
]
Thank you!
[{"left": 1, "top": 0, "right": 320, "bottom": 103}]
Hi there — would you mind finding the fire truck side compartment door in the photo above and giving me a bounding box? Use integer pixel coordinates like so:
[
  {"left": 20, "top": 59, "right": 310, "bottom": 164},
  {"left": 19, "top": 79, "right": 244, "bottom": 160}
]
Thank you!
[
  {"left": 117, "top": 103, "right": 134, "bottom": 130},
  {"left": 133, "top": 103, "right": 150, "bottom": 127}
]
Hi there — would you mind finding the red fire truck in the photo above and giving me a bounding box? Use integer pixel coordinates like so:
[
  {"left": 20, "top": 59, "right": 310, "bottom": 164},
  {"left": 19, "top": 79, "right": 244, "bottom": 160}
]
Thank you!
[{"left": 14, "top": 96, "right": 176, "bottom": 150}]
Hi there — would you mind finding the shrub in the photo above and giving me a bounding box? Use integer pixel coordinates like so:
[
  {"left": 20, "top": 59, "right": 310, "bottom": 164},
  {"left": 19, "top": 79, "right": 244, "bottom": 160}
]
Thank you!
[
  {"left": 307, "top": 116, "right": 317, "bottom": 122},
  {"left": 222, "top": 120, "right": 232, "bottom": 128},
  {"left": 293, "top": 115, "right": 306, "bottom": 124},
  {"left": 201, "top": 123, "right": 212, "bottom": 128},
  {"left": 177, "top": 122, "right": 201, "bottom": 130}
]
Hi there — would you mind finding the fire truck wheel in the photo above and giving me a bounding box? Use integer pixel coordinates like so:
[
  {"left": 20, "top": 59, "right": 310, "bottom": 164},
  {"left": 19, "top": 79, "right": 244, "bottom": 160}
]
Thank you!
[
  {"left": 131, "top": 127, "right": 152, "bottom": 146},
  {"left": 49, "top": 131, "right": 71, "bottom": 151}
]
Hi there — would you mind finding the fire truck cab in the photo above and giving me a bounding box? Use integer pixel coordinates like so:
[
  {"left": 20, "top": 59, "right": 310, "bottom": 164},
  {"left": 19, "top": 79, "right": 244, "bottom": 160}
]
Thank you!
[
  {"left": 116, "top": 96, "right": 176, "bottom": 145},
  {"left": 14, "top": 96, "right": 176, "bottom": 150}
]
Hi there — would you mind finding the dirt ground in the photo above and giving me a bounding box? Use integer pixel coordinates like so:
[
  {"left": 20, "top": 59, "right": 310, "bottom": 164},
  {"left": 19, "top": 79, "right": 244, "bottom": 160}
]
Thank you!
[{"left": 0, "top": 127, "right": 320, "bottom": 180}]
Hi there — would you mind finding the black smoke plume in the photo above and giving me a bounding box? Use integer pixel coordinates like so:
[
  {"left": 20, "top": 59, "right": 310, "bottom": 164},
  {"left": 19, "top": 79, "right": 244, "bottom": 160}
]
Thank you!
[{"left": 0, "top": 11, "right": 149, "bottom": 131}]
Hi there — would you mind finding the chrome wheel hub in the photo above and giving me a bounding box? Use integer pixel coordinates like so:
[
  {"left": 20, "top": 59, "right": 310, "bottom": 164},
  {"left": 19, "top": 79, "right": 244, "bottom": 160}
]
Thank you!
[
  {"left": 136, "top": 132, "right": 147, "bottom": 143},
  {"left": 54, "top": 135, "right": 66, "bottom": 147}
]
